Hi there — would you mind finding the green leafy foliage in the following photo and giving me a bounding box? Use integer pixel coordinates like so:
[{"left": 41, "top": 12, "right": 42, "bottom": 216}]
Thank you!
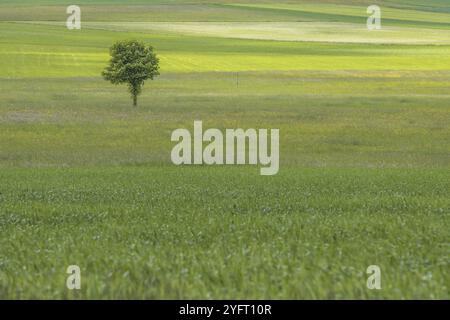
[{"left": 102, "top": 40, "right": 159, "bottom": 106}]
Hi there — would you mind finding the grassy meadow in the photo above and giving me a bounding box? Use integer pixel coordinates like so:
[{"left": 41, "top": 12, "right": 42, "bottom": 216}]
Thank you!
[{"left": 0, "top": 0, "right": 449, "bottom": 299}]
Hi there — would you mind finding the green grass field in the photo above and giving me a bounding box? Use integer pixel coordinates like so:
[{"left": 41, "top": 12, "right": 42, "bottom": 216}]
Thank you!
[{"left": 0, "top": 0, "right": 449, "bottom": 299}]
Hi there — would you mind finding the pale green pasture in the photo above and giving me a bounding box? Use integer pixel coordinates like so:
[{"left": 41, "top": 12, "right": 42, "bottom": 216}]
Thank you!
[
  {"left": 229, "top": 3, "right": 450, "bottom": 24},
  {"left": 1, "top": 22, "right": 450, "bottom": 78},
  {"left": 79, "top": 21, "right": 450, "bottom": 44}
]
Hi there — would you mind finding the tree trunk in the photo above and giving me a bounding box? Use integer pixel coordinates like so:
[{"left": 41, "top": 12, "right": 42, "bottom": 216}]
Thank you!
[{"left": 133, "top": 94, "right": 137, "bottom": 107}]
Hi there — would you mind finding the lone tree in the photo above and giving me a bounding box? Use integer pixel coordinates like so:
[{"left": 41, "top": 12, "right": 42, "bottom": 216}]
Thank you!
[{"left": 102, "top": 40, "right": 159, "bottom": 106}]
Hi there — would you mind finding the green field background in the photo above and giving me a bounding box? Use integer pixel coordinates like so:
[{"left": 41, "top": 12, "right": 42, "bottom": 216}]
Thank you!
[{"left": 0, "top": 0, "right": 448, "bottom": 299}]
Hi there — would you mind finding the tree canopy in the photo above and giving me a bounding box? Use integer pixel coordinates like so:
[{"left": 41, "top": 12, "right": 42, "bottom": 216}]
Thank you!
[{"left": 102, "top": 40, "right": 160, "bottom": 106}]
